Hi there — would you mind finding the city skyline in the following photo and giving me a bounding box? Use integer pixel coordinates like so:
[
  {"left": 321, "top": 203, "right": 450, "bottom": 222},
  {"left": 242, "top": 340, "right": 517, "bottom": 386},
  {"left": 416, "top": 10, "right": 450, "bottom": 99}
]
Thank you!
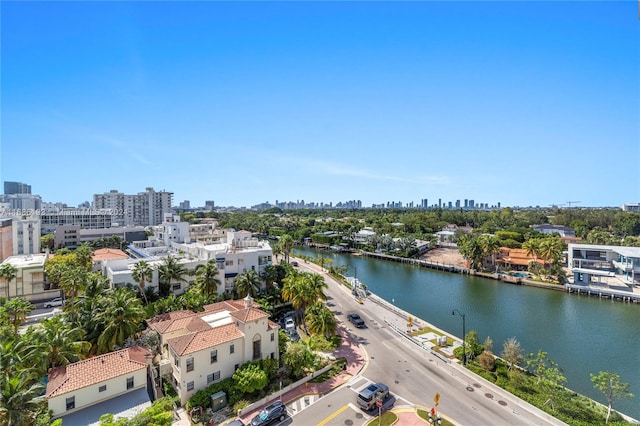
[{"left": 2, "top": 2, "right": 638, "bottom": 208}]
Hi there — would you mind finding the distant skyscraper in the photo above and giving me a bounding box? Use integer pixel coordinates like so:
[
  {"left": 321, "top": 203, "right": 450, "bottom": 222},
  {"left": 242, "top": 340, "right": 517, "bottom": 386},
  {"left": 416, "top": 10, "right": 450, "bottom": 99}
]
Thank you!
[
  {"left": 469, "top": 199, "right": 475, "bottom": 209},
  {"left": 4, "top": 181, "right": 31, "bottom": 195},
  {"left": 93, "top": 187, "right": 173, "bottom": 226},
  {"left": 464, "top": 199, "right": 468, "bottom": 209},
  {"left": 455, "top": 200, "right": 460, "bottom": 209},
  {"left": 205, "top": 201, "right": 215, "bottom": 210},
  {"left": 438, "top": 198, "right": 442, "bottom": 208}
]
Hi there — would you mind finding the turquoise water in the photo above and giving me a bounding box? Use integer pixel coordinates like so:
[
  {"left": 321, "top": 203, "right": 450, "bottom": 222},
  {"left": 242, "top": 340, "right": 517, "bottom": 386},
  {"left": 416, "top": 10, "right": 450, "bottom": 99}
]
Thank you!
[{"left": 294, "top": 247, "right": 640, "bottom": 420}]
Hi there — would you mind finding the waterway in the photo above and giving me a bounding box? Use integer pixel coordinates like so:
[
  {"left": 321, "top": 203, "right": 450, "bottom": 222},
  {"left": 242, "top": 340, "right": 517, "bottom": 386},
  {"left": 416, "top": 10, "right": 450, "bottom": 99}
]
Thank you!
[{"left": 294, "top": 247, "right": 640, "bottom": 420}]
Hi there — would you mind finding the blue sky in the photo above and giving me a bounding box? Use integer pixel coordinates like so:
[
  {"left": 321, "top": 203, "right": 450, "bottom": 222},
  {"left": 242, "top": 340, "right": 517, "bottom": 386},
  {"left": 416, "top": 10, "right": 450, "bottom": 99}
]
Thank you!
[{"left": 1, "top": 1, "right": 638, "bottom": 209}]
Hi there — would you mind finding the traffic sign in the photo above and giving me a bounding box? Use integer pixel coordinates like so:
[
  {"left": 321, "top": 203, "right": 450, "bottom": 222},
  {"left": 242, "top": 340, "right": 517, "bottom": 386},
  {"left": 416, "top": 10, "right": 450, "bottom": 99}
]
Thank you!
[
  {"left": 434, "top": 392, "right": 440, "bottom": 406},
  {"left": 376, "top": 400, "right": 382, "bottom": 408}
]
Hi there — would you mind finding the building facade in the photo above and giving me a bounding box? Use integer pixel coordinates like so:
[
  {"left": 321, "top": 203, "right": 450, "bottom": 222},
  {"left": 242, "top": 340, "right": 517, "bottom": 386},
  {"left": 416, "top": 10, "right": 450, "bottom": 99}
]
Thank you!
[
  {"left": 12, "top": 218, "right": 41, "bottom": 255},
  {"left": 567, "top": 243, "right": 640, "bottom": 286},
  {"left": 46, "top": 346, "right": 151, "bottom": 420},
  {"left": 93, "top": 187, "right": 173, "bottom": 227},
  {"left": 0, "top": 254, "right": 54, "bottom": 301},
  {"left": 149, "top": 298, "right": 279, "bottom": 406}
]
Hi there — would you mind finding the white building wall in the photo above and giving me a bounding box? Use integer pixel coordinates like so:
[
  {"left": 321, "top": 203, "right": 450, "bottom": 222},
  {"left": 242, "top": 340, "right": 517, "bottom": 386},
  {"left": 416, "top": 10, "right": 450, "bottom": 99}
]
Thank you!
[
  {"left": 48, "top": 368, "right": 147, "bottom": 418},
  {"left": 12, "top": 218, "right": 41, "bottom": 255}
]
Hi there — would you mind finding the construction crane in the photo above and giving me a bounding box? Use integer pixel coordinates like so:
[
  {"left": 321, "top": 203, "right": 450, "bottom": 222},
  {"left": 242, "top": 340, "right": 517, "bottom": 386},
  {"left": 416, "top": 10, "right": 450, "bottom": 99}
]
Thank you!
[{"left": 566, "top": 201, "right": 581, "bottom": 207}]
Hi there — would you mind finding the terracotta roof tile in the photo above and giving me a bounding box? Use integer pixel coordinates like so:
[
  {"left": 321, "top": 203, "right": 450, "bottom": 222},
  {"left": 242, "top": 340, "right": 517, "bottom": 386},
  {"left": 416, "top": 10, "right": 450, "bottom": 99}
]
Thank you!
[
  {"left": 168, "top": 323, "right": 243, "bottom": 356},
  {"left": 230, "top": 307, "right": 269, "bottom": 322},
  {"left": 91, "top": 248, "right": 129, "bottom": 262},
  {"left": 267, "top": 320, "right": 280, "bottom": 330},
  {"left": 46, "top": 346, "right": 150, "bottom": 398}
]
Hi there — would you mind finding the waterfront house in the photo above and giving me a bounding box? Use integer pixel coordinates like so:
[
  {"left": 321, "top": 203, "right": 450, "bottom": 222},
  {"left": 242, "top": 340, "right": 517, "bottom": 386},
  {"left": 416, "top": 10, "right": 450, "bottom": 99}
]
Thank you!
[{"left": 567, "top": 243, "right": 640, "bottom": 286}]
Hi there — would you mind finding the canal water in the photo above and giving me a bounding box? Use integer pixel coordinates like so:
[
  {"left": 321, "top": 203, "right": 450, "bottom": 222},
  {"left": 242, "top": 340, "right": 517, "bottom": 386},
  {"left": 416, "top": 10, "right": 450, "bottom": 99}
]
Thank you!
[{"left": 294, "top": 247, "right": 640, "bottom": 420}]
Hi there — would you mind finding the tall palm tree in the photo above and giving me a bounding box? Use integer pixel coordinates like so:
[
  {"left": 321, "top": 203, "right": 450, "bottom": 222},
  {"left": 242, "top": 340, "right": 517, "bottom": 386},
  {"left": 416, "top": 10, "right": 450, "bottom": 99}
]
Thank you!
[
  {"left": 479, "top": 235, "right": 500, "bottom": 271},
  {"left": 59, "top": 265, "right": 88, "bottom": 300},
  {"left": 234, "top": 270, "right": 261, "bottom": 298},
  {"left": 306, "top": 273, "right": 328, "bottom": 302},
  {"left": 158, "top": 256, "right": 187, "bottom": 297},
  {"left": 0, "top": 263, "right": 17, "bottom": 300},
  {"left": 279, "top": 234, "right": 294, "bottom": 264},
  {"left": 538, "top": 237, "right": 564, "bottom": 267},
  {"left": 4, "top": 298, "right": 34, "bottom": 334},
  {"left": 194, "top": 260, "right": 221, "bottom": 296},
  {"left": 96, "top": 288, "right": 144, "bottom": 354},
  {"left": 132, "top": 260, "right": 154, "bottom": 305},
  {"left": 305, "top": 302, "right": 337, "bottom": 338},
  {"left": 29, "top": 316, "right": 90, "bottom": 374}
]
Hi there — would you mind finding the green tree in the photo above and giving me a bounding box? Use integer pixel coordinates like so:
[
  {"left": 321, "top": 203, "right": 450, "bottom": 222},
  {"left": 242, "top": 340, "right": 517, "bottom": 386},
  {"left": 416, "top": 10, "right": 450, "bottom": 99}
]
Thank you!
[
  {"left": 74, "top": 243, "right": 94, "bottom": 270},
  {"left": 132, "top": 260, "right": 154, "bottom": 305},
  {"left": 30, "top": 316, "right": 91, "bottom": 373},
  {"left": 590, "top": 371, "right": 634, "bottom": 424},
  {"left": 96, "top": 288, "right": 144, "bottom": 354},
  {"left": 194, "top": 260, "right": 221, "bottom": 296},
  {"left": 284, "top": 341, "right": 318, "bottom": 379},
  {"left": 158, "top": 256, "right": 187, "bottom": 298},
  {"left": 0, "top": 370, "right": 44, "bottom": 426},
  {"left": 279, "top": 234, "right": 294, "bottom": 264},
  {"left": 232, "top": 363, "right": 269, "bottom": 394},
  {"left": 0, "top": 263, "right": 18, "bottom": 300},
  {"left": 4, "top": 298, "right": 34, "bottom": 334},
  {"left": 40, "top": 233, "right": 55, "bottom": 251},
  {"left": 234, "top": 270, "right": 261, "bottom": 298},
  {"left": 305, "top": 302, "right": 337, "bottom": 338},
  {"left": 526, "top": 350, "right": 566, "bottom": 411}
]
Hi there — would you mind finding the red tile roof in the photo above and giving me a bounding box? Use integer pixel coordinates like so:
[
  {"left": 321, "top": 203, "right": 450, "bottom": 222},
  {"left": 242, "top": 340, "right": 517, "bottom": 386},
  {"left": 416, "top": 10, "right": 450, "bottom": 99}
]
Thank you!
[
  {"left": 46, "top": 346, "right": 150, "bottom": 398},
  {"left": 91, "top": 248, "right": 129, "bottom": 262},
  {"left": 168, "top": 323, "right": 243, "bottom": 356},
  {"left": 230, "top": 307, "right": 269, "bottom": 322}
]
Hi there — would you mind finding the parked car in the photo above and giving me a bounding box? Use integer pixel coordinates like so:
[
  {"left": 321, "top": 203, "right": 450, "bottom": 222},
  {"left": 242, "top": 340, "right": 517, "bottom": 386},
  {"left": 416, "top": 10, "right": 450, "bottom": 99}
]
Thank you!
[
  {"left": 291, "top": 260, "right": 299, "bottom": 267},
  {"left": 284, "top": 317, "right": 295, "bottom": 331},
  {"left": 44, "top": 297, "right": 63, "bottom": 308},
  {"left": 357, "top": 382, "right": 390, "bottom": 411},
  {"left": 287, "top": 329, "right": 300, "bottom": 342},
  {"left": 348, "top": 313, "right": 366, "bottom": 328},
  {"left": 250, "top": 401, "right": 287, "bottom": 426}
]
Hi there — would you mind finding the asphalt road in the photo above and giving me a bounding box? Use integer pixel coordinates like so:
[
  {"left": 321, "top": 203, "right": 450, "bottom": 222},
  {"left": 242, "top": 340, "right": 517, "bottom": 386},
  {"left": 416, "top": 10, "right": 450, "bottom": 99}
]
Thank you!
[{"left": 290, "top": 261, "right": 566, "bottom": 426}]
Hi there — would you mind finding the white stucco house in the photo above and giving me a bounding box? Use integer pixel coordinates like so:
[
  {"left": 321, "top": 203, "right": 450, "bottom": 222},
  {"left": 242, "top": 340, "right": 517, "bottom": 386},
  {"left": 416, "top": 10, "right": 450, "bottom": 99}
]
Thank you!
[
  {"left": 149, "top": 296, "right": 279, "bottom": 406},
  {"left": 46, "top": 346, "right": 152, "bottom": 421}
]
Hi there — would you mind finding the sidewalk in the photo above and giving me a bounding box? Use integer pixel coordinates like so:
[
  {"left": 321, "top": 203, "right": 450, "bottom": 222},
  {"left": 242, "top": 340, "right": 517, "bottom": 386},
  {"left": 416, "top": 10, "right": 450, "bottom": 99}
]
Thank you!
[{"left": 236, "top": 259, "right": 437, "bottom": 426}]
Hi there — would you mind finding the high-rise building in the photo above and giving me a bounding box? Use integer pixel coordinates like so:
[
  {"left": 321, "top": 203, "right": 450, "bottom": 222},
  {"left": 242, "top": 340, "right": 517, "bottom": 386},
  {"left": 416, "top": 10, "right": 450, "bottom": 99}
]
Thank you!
[
  {"left": 3, "top": 181, "right": 31, "bottom": 195},
  {"left": 93, "top": 187, "right": 173, "bottom": 227}
]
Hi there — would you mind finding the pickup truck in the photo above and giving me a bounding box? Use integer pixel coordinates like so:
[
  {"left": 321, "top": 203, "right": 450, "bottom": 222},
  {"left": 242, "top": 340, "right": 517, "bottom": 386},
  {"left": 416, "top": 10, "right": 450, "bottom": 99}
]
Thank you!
[{"left": 347, "top": 313, "right": 366, "bottom": 328}]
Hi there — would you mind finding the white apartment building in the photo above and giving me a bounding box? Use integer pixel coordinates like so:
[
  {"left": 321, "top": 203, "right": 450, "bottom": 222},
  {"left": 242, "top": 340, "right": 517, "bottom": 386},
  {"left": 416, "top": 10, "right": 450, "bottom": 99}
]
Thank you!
[
  {"left": 12, "top": 217, "right": 41, "bottom": 255},
  {"left": 93, "top": 187, "right": 173, "bottom": 227},
  {"left": 157, "top": 214, "right": 190, "bottom": 245},
  {"left": 149, "top": 297, "right": 279, "bottom": 406},
  {"left": 172, "top": 231, "right": 273, "bottom": 293},
  {"left": 40, "top": 209, "right": 114, "bottom": 234},
  {"left": 47, "top": 346, "right": 151, "bottom": 421}
]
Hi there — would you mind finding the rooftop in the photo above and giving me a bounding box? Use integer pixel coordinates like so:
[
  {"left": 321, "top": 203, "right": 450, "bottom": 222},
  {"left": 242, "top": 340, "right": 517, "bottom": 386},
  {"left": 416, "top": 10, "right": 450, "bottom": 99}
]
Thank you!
[
  {"left": 46, "top": 346, "right": 151, "bottom": 398},
  {"left": 1, "top": 253, "right": 47, "bottom": 268}
]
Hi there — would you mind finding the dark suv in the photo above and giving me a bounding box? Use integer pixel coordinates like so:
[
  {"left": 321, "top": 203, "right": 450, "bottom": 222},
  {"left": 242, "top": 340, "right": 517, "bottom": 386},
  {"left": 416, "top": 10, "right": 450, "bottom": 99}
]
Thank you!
[
  {"left": 250, "top": 401, "right": 287, "bottom": 426},
  {"left": 348, "top": 313, "right": 366, "bottom": 328}
]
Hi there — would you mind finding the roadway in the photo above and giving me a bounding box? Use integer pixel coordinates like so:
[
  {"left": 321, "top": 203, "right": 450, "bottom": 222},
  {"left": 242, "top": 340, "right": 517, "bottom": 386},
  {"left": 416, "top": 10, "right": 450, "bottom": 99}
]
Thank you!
[{"left": 286, "top": 260, "right": 566, "bottom": 426}]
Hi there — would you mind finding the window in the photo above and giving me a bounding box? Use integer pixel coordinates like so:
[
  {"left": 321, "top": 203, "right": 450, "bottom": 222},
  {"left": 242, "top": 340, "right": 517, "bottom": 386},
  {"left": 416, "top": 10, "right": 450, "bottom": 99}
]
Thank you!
[
  {"left": 99, "top": 385, "right": 107, "bottom": 392},
  {"left": 270, "top": 333, "right": 274, "bottom": 342},
  {"left": 225, "top": 260, "right": 233, "bottom": 266},
  {"left": 238, "top": 259, "right": 244, "bottom": 265},
  {"left": 66, "top": 396, "right": 75, "bottom": 410},
  {"left": 187, "top": 381, "right": 194, "bottom": 391},
  {"left": 271, "top": 352, "right": 275, "bottom": 359},
  {"left": 207, "top": 371, "right": 221, "bottom": 383},
  {"left": 230, "top": 344, "right": 235, "bottom": 354},
  {"left": 127, "top": 377, "right": 134, "bottom": 389},
  {"left": 210, "top": 350, "right": 218, "bottom": 363},
  {"left": 234, "top": 364, "right": 239, "bottom": 371},
  {"left": 174, "top": 357, "right": 180, "bottom": 368},
  {"left": 172, "top": 284, "right": 181, "bottom": 290},
  {"left": 186, "top": 358, "right": 194, "bottom": 372}
]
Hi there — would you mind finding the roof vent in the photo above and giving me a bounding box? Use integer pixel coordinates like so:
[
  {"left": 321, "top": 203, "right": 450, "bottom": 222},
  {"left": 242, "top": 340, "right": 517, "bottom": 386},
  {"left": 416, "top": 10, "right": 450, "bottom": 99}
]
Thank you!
[{"left": 244, "top": 294, "right": 253, "bottom": 309}]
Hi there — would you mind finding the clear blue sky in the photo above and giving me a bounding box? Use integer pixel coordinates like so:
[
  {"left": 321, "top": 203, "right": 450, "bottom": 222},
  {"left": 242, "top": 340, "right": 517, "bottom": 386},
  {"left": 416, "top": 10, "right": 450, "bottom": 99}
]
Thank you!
[{"left": 2, "top": 1, "right": 638, "bottom": 209}]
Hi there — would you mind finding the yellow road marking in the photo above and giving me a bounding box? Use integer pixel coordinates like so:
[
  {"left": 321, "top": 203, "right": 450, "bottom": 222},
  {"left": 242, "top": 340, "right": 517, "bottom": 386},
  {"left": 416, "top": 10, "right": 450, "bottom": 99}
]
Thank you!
[{"left": 316, "top": 404, "right": 350, "bottom": 426}]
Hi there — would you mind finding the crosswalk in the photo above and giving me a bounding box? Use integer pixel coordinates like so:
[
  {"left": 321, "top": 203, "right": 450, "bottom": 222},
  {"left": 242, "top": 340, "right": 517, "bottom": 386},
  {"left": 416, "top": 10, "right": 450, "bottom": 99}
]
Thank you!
[{"left": 286, "top": 393, "right": 319, "bottom": 415}]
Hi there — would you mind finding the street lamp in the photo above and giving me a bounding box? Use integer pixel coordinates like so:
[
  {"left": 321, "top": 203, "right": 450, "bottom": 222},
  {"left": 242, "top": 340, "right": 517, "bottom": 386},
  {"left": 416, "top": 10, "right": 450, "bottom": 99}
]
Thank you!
[{"left": 452, "top": 309, "right": 466, "bottom": 366}]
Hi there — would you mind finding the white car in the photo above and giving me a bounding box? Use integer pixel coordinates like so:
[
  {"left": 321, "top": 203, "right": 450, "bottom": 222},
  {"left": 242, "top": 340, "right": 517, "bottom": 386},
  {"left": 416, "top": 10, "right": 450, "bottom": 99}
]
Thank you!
[
  {"left": 285, "top": 317, "right": 295, "bottom": 331},
  {"left": 44, "top": 297, "right": 63, "bottom": 308}
]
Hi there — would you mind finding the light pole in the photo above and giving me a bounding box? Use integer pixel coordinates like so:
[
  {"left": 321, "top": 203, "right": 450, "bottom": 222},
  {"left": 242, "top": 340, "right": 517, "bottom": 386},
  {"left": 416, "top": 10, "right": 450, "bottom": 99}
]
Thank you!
[{"left": 452, "top": 309, "right": 466, "bottom": 366}]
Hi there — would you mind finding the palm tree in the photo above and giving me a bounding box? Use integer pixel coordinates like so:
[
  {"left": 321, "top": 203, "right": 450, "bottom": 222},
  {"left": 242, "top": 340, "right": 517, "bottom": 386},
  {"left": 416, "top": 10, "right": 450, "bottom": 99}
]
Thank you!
[
  {"left": 194, "top": 260, "right": 221, "bottom": 296},
  {"left": 538, "top": 237, "right": 564, "bottom": 267},
  {"left": 59, "top": 265, "right": 88, "bottom": 300},
  {"left": 0, "top": 370, "right": 45, "bottom": 426},
  {"left": 279, "top": 234, "right": 294, "bottom": 264},
  {"left": 479, "top": 235, "right": 500, "bottom": 271},
  {"left": 132, "top": 260, "right": 153, "bottom": 305},
  {"left": 234, "top": 270, "right": 261, "bottom": 298},
  {"left": 306, "top": 273, "right": 328, "bottom": 302},
  {"left": 158, "top": 256, "right": 187, "bottom": 297},
  {"left": 4, "top": 298, "right": 34, "bottom": 334},
  {"left": 96, "top": 288, "right": 144, "bottom": 354},
  {"left": 29, "top": 317, "right": 90, "bottom": 374},
  {"left": 0, "top": 263, "right": 17, "bottom": 300},
  {"left": 305, "top": 302, "right": 337, "bottom": 338}
]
